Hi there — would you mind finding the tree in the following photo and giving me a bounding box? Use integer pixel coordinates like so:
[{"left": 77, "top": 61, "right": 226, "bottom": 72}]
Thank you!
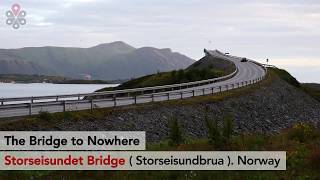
[
  {"left": 222, "top": 114, "right": 234, "bottom": 144},
  {"left": 169, "top": 117, "right": 183, "bottom": 146},
  {"left": 205, "top": 114, "right": 222, "bottom": 147}
]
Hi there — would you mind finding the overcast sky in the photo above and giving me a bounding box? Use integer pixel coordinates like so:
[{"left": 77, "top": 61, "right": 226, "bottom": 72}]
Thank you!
[{"left": 0, "top": 0, "right": 319, "bottom": 82}]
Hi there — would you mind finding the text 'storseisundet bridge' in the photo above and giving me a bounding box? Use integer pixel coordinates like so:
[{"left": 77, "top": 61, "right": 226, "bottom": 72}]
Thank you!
[{"left": 0, "top": 50, "right": 267, "bottom": 118}]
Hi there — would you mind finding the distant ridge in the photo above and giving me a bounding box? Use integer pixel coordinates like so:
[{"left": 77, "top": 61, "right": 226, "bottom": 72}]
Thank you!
[{"left": 0, "top": 42, "right": 195, "bottom": 80}]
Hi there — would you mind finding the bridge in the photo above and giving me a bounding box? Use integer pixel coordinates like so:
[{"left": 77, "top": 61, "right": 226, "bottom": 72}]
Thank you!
[{"left": 0, "top": 50, "right": 267, "bottom": 118}]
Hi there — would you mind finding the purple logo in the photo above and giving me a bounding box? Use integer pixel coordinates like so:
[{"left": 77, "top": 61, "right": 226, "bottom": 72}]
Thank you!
[{"left": 6, "top": 4, "right": 27, "bottom": 29}]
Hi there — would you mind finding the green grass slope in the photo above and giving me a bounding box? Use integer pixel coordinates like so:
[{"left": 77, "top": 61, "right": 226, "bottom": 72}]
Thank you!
[
  {"left": 302, "top": 83, "right": 320, "bottom": 102},
  {"left": 270, "top": 67, "right": 320, "bottom": 102},
  {"left": 270, "top": 67, "right": 301, "bottom": 88},
  {"left": 98, "top": 55, "right": 236, "bottom": 92}
]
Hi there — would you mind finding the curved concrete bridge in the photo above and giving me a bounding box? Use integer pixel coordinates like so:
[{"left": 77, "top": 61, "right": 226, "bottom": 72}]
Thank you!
[{"left": 0, "top": 50, "right": 267, "bottom": 118}]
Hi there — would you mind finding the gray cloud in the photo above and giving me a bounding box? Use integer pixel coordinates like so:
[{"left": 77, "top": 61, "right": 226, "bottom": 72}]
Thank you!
[{"left": 0, "top": 0, "right": 319, "bottom": 82}]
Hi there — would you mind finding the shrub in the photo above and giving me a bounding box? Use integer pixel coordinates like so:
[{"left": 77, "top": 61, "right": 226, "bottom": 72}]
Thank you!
[
  {"left": 205, "top": 114, "right": 222, "bottom": 147},
  {"left": 271, "top": 68, "right": 300, "bottom": 87},
  {"left": 62, "top": 111, "right": 73, "bottom": 120},
  {"left": 38, "top": 111, "right": 53, "bottom": 121},
  {"left": 307, "top": 146, "right": 320, "bottom": 169},
  {"left": 289, "top": 123, "right": 315, "bottom": 143},
  {"left": 287, "top": 145, "right": 308, "bottom": 169},
  {"left": 171, "top": 70, "right": 177, "bottom": 77},
  {"left": 222, "top": 114, "right": 234, "bottom": 143},
  {"left": 168, "top": 117, "right": 183, "bottom": 146},
  {"left": 177, "top": 70, "right": 185, "bottom": 81}
]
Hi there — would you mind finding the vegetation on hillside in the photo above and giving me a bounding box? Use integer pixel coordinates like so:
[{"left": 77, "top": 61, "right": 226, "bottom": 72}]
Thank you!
[
  {"left": 98, "top": 68, "right": 225, "bottom": 91},
  {"left": 98, "top": 55, "right": 235, "bottom": 92},
  {"left": 302, "top": 83, "right": 320, "bottom": 102},
  {"left": 270, "top": 68, "right": 300, "bottom": 88},
  {"left": 270, "top": 67, "right": 320, "bottom": 102},
  {"left": 1, "top": 121, "right": 319, "bottom": 179}
]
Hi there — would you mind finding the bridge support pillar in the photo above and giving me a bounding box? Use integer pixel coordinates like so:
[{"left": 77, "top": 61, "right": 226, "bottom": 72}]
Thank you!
[
  {"left": 134, "top": 96, "right": 137, "bottom": 104},
  {"left": 113, "top": 97, "right": 117, "bottom": 107},
  {"left": 151, "top": 94, "right": 154, "bottom": 102},
  {"left": 211, "top": 87, "right": 214, "bottom": 94},
  {"left": 28, "top": 103, "right": 32, "bottom": 116},
  {"left": 219, "top": 86, "right": 222, "bottom": 92},
  {"left": 91, "top": 100, "right": 94, "bottom": 110},
  {"left": 192, "top": 90, "right": 195, "bottom": 97},
  {"left": 63, "top": 101, "right": 66, "bottom": 112}
]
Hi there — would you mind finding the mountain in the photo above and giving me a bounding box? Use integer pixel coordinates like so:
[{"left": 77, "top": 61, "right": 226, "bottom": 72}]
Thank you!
[{"left": 0, "top": 42, "right": 195, "bottom": 80}]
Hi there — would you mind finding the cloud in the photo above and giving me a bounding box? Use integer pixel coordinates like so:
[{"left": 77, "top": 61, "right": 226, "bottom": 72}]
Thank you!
[{"left": 0, "top": 0, "right": 319, "bottom": 82}]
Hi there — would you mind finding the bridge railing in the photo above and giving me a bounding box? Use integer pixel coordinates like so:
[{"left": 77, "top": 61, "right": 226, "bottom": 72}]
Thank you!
[{"left": 0, "top": 75, "right": 267, "bottom": 116}]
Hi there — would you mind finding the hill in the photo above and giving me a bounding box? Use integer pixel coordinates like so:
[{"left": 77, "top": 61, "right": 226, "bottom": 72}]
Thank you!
[
  {"left": 270, "top": 68, "right": 319, "bottom": 102},
  {"left": 0, "top": 42, "right": 195, "bottom": 80},
  {"left": 97, "top": 54, "right": 236, "bottom": 91},
  {"left": 187, "top": 54, "right": 235, "bottom": 74},
  {"left": 302, "top": 83, "right": 320, "bottom": 102}
]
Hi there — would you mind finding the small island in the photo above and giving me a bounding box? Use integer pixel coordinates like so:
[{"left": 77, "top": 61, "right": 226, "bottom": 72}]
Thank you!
[{"left": 0, "top": 74, "right": 119, "bottom": 84}]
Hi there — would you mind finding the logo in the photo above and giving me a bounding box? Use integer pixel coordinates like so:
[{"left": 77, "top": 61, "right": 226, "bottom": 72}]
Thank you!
[{"left": 6, "top": 4, "right": 27, "bottom": 29}]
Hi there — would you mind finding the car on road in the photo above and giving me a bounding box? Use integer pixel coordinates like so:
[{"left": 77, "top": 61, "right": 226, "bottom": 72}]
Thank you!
[{"left": 241, "top": 58, "right": 248, "bottom": 62}]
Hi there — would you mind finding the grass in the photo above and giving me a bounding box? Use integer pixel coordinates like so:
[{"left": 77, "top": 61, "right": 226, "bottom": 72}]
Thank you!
[
  {"left": 98, "top": 68, "right": 226, "bottom": 92},
  {"left": 269, "top": 68, "right": 300, "bottom": 88},
  {"left": 269, "top": 67, "right": 320, "bottom": 102},
  {"left": 302, "top": 84, "right": 320, "bottom": 102},
  {"left": 97, "top": 54, "right": 236, "bottom": 92},
  {"left": 1, "top": 122, "right": 319, "bottom": 179}
]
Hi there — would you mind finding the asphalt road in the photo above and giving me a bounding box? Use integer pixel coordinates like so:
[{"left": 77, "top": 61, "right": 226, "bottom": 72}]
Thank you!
[{"left": 0, "top": 50, "right": 266, "bottom": 118}]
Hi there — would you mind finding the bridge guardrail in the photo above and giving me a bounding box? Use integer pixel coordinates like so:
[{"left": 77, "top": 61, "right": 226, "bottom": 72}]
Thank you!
[{"left": 0, "top": 75, "right": 266, "bottom": 116}]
